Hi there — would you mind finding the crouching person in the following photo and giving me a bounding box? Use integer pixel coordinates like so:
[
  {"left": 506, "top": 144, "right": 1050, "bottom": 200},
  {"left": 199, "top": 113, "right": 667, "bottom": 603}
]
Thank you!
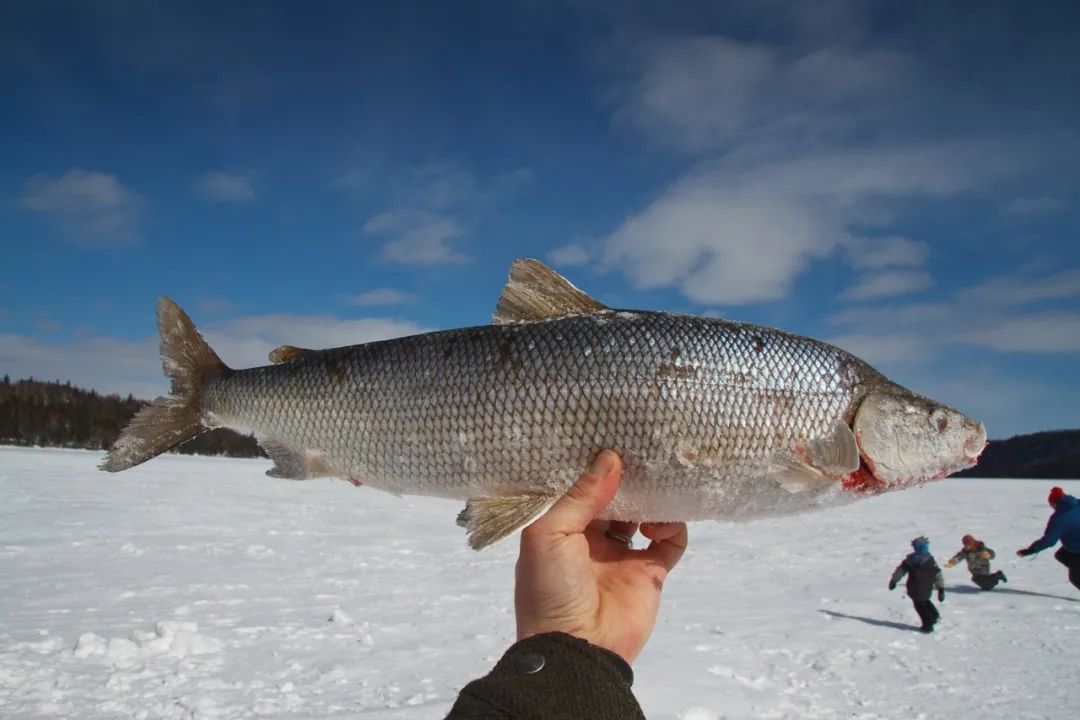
[{"left": 945, "top": 534, "right": 1007, "bottom": 590}]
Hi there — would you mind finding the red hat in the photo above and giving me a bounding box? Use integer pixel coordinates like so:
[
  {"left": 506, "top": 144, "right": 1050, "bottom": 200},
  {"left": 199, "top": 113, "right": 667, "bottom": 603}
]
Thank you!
[
  {"left": 1048, "top": 486, "right": 1065, "bottom": 506},
  {"left": 962, "top": 534, "right": 977, "bottom": 546}
]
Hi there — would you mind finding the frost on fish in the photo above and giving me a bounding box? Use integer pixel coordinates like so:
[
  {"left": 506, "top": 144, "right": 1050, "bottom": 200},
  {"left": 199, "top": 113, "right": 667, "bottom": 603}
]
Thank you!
[{"left": 103, "top": 259, "right": 987, "bottom": 548}]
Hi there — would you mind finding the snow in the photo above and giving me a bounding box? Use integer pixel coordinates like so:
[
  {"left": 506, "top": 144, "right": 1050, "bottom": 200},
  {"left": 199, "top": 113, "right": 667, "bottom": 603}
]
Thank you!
[{"left": 0, "top": 446, "right": 1076, "bottom": 719}]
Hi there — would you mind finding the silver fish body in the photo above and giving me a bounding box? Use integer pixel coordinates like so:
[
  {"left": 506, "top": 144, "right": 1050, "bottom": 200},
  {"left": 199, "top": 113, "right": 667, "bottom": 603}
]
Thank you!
[
  {"left": 103, "top": 260, "right": 986, "bottom": 547},
  {"left": 209, "top": 312, "right": 876, "bottom": 517}
]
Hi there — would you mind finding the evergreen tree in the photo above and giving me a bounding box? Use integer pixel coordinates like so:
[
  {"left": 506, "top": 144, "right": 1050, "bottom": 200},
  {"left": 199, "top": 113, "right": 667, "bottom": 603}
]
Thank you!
[{"left": 0, "top": 378, "right": 265, "bottom": 458}]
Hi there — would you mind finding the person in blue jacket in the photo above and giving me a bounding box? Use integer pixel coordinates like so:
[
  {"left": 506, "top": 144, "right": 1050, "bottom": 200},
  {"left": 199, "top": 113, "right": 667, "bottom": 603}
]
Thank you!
[{"left": 1017, "top": 486, "right": 1080, "bottom": 591}]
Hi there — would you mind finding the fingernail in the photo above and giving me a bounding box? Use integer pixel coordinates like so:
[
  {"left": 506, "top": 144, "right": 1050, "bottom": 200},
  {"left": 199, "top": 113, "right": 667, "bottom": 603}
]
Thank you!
[{"left": 587, "top": 451, "right": 615, "bottom": 478}]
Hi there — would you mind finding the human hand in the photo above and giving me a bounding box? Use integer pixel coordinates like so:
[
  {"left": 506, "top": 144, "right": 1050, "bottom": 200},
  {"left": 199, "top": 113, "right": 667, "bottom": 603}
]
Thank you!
[
  {"left": 1016, "top": 548, "right": 1030, "bottom": 558},
  {"left": 938, "top": 588, "right": 945, "bottom": 602},
  {"left": 944, "top": 560, "right": 956, "bottom": 569},
  {"left": 514, "top": 450, "right": 688, "bottom": 664},
  {"left": 888, "top": 581, "right": 897, "bottom": 591}
]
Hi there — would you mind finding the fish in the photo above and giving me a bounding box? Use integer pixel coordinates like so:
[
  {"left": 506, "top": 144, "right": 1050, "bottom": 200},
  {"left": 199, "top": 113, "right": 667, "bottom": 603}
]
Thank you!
[{"left": 102, "top": 259, "right": 987, "bottom": 549}]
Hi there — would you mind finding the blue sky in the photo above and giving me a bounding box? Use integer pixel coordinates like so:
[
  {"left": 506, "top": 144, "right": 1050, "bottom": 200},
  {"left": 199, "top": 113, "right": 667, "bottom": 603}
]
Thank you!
[{"left": 1, "top": 0, "right": 1078, "bottom": 439}]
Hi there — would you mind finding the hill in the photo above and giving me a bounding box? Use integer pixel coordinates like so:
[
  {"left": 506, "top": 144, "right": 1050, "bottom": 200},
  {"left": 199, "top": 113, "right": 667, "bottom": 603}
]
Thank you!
[
  {"left": 0, "top": 376, "right": 263, "bottom": 459},
  {"left": 955, "top": 429, "right": 1080, "bottom": 479}
]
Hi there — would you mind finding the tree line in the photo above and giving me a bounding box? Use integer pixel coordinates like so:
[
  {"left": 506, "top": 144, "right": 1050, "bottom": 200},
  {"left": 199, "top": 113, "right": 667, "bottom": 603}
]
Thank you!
[
  {"left": 954, "top": 429, "right": 1080, "bottom": 480},
  {"left": 0, "top": 376, "right": 264, "bottom": 458}
]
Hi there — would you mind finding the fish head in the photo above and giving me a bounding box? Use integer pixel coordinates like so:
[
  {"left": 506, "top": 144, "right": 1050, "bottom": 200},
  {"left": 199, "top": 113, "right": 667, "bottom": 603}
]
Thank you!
[{"left": 851, "top": 389, "right": 986, "bottom": 491}]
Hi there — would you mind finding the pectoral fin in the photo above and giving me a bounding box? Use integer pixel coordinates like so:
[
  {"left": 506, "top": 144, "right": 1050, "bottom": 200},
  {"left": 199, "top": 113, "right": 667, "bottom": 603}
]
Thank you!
[
  {"left": 772, "top": 422, "right": 860, "bottom": 494},
  {"left": 457, "top": 493, "right": 557, "bottom": 550},
  {"left": 772, "top": 453, "right": 834, "bottom": 493},
  {"left": 806, "top": 421, "right": 860, "bottom": 476}
]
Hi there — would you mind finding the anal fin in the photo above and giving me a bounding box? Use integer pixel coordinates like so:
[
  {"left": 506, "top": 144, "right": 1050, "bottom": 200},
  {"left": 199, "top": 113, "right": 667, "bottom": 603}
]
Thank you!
[
  {"left": 259, "top": 437, "right": 336, "bottom": 480},
  {"left": 457, "top": 493, "right": 557, "bottom": 550}
]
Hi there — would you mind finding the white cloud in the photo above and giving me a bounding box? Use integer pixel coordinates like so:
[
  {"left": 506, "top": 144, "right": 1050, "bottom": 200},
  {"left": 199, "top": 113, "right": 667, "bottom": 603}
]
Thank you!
[
  {"left": 829, "top": 301, "right": 953, "bottom": 329},
  {"left": 340, "top": 288, "right": 416, "bottom": 306},
  {"left": 824, "top": 331, "right": 934, "bottom": 368},
  {"left": 913, "top": 371, "right": 1080, "bottom": 440},
  {"left": 399, "top": 161, "right": 476, "bottom": 211},
  {"left": 829, "top": 271, "right": 1080, "bottom": 357},
  {"left": 602, "top": 145, "right": 991, "bottom": 305},
  {"left": 366, "top": 212, "right": 468, "bottom": 265},
  {"left": 840, "top": 270, "right": 933, "bottom": 301},
  {"left": 0, "top": 333, "right": 164, "bottom": 400},
  {"left": 958, "top": 269, "right": 1080, "bottom": 307},
  {"left": 958, "top": 313, "right": 1080, "bottom": 353},
  {"left": 196, "top": 171, "right": 255, "bottom": 203},
  {"left": 845, "top": 235, "right": 929, "bottom": 269},
  {"left": 21, "top": 169, "right": 139, "bottom": 247},
  {"left": 548, "top": 244, "right": 591, "bottom": 267},
  {"left": 203, "top": 313, "right": 429, "bottom": 368},
  {"left": 346, "top": 159, "right": 532, "bottom": 267},
  {"left": 597, "top": 24, "right": 1035, "bottom": 307},
  {"left": 610, "top": 34, "right": 911, "bottom": 154},
  {"left": 356, "top": 161, "right": 476, "bottom": 266}
]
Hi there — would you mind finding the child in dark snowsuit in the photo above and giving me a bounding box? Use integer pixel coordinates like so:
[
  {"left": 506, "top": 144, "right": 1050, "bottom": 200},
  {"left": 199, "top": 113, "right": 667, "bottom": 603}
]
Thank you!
[
  {"left": 889, "top": 536, "right": 945, "bottom": 633},
  {"left": 945, "top": 534, "right": 1007, "bottom": 590}
]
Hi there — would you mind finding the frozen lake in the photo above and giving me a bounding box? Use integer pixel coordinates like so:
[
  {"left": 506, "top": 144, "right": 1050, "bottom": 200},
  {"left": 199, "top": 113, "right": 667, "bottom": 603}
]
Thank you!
[{"left": 0, "top": 446, "right": 1076, "bottom": 718}]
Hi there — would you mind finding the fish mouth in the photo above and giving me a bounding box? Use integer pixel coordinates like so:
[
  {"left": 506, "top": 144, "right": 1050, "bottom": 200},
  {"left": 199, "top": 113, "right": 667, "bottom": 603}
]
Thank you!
[{"left": 964, "top": 423, "right": 988, "bottom": 461}]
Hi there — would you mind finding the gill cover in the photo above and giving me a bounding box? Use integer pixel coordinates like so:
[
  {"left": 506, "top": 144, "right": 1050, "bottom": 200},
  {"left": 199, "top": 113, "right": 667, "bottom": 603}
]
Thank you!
[{"left": 852, "top": 390, "right": 986, "bottom": 487}]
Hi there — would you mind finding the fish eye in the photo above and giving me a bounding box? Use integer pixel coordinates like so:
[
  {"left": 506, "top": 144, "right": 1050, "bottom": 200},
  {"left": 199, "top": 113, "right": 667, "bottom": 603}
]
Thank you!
[{"left": 930, "top": 409, "right": 949, "bottom": 432}]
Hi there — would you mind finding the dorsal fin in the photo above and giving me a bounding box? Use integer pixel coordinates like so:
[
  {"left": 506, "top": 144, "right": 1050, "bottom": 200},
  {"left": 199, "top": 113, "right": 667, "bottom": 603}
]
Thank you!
[{"left": 492, "top": 259, "right": 607, "bottom": 324}]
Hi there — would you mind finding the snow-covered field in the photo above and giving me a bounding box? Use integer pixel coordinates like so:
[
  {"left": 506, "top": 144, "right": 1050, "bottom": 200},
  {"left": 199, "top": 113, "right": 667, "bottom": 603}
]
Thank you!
[{"left": 0, "top": 446, "right": 1076, "bottom": 719}]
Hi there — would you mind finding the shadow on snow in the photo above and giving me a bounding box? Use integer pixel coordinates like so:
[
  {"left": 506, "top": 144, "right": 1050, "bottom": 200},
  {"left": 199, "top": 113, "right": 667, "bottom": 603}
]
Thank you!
[
  {"left": 819, "top": 609, "right": 921, "bottom": 632},
  {"left": 945, "top": 584, "right": 1077, "bottom": 602}
]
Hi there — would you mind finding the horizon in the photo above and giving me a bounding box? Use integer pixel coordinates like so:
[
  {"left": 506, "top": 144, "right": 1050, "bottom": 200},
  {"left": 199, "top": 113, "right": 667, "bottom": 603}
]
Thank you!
[{"left": 2, "top": 1, "right": 1079, "bottom": 439}]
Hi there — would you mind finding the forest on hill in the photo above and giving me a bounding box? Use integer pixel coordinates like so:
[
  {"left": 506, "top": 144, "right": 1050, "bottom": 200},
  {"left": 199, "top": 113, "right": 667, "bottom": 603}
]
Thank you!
[
  {"left": 954, "top": 429, "right": 1080, "bottom": 480},
  {"left": 0, "top": 377, "right": 263, "bottom": 459}
]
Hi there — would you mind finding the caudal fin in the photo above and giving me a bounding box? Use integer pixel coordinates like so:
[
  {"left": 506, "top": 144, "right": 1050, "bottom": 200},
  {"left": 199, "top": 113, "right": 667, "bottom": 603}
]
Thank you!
[{"left": 100, "top": 298, "right": 228, "bottom": 472}]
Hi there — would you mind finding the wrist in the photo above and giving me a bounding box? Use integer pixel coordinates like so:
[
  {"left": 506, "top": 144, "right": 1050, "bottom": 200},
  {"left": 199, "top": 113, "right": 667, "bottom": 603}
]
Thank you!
[{"left": 515, "top": 632, "right": 634, "bottom": 686}]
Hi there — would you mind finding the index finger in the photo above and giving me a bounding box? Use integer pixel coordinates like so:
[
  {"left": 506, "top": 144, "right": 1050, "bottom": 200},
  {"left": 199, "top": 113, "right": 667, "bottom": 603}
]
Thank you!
[
  {"left": 528, "top": 451, "right": 622, "bottom": 539},
  {"left": 640, "top": 521, "right": 688, "bottom": 574}
]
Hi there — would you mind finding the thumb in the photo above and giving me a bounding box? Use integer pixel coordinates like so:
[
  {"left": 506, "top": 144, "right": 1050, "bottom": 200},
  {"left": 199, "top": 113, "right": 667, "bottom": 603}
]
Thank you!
[{"left": 530, "top": 451, "right": 621, "bottom": 537}]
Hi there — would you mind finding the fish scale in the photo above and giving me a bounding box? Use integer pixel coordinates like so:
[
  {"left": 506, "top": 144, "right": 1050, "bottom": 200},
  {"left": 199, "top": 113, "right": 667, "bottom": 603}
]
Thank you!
[
  {"left": 203, "top": 310, "right": 873, "bottom": 519},
  {"left": 102, "top": 259, "right": 985, "bottom": 548}
]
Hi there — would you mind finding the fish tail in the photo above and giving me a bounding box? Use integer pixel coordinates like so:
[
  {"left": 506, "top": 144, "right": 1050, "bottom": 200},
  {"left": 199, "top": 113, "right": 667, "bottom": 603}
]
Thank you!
[{"left": 100, "top": 298, "right": 229, "bottom": 472}]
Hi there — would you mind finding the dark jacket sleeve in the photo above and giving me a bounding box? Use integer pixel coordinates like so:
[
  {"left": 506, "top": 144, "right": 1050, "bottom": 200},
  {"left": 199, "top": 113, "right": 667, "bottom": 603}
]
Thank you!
[
  {"left": 890, "top": 561, "right": 908, "bottom": 585},
  {"left": 444, "top": 632, "right": 645, "bottom": 720},
  {"left": 1026, "top": 511, "right": 1064, "bottom": 554},
  {"left": 933, "top": 561, "right": 945, "bottom": 591}
]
